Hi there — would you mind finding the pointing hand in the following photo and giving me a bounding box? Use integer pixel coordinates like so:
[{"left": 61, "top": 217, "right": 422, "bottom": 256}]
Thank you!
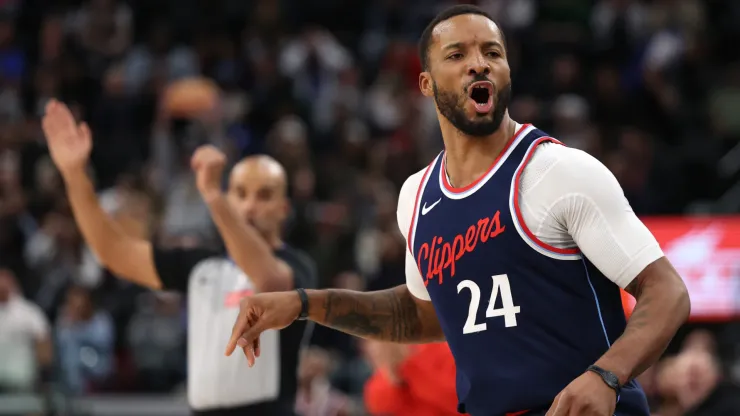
[{"left": 226, "top": 291, "right": 302, "bottom": 367}]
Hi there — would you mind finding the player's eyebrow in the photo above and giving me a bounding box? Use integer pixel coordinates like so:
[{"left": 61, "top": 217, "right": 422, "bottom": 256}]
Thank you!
[
  {"left": 481, "top": 41, "right": 504, "bottom": 50},
  {"left": 441, "top": 40, "right": 504, "bottom": 51},
  {"left": 441, "top": 41, "right": 465, "bottom": 51}
]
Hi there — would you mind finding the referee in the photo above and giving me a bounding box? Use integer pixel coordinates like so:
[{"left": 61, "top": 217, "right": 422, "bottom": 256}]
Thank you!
[{"left": 41, "top": 99, "right": 316, "bottom": 415}]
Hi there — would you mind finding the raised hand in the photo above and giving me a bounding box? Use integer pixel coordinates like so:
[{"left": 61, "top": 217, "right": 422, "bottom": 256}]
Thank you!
[
  {"left": 41, "top": 99, "right": 92, "bottom": 177},
  {"left": 226, "top": 291, "right": 302, "bottom": 367},
  {"left": 190, "top": 145, "right": 227, "bottom": 203}
]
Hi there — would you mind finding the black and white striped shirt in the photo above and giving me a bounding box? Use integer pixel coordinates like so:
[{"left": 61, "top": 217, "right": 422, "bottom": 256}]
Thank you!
[{"left": 153, "top": 245, "right": 316, "bottom": 414}]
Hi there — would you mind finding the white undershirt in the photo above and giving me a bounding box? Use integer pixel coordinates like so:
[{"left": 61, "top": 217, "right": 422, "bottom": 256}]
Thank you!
[{"left": 398, "top": 126, "right": 664, "bottom": 301}]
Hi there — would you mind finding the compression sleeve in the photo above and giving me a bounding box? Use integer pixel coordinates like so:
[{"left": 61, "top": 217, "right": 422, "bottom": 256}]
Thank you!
[
  {"left": 397, "top": 169, "right": 432, "bottom": 301},
  {"left": 519, "top": 143, "right": 664, "bottom": 288}
]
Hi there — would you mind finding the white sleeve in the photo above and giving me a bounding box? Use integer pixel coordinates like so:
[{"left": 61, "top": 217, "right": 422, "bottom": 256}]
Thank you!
[
  {"left": 397, "top": 170, "right": 432, "bottom": 301},
  {"left": 534, "top": 146, "right": 664, "bottom": 288}
]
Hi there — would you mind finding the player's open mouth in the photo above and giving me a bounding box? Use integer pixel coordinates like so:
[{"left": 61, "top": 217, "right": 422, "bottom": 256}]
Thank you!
[{"left": 469, "top": 81, "right": 494, "bottom": 113}]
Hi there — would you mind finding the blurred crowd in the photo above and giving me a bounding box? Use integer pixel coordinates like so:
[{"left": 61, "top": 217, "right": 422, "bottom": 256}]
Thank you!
[{"left": 1, "top": 0, "right": 740, "bottom": 414}]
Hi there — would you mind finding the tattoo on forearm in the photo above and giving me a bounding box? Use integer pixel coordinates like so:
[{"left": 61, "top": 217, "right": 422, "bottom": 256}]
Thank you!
[{"left": 321, "top": 288, "right": 423, "bottom": 342}]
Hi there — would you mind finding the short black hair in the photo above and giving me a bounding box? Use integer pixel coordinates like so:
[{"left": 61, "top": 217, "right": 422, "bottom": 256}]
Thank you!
[{"left": 418, "top": 5, "right": 504, "bottom": 71}]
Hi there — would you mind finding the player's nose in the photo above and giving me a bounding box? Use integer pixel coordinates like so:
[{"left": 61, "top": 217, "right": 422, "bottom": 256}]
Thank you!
[{"left": 467, "top": 53, "right": 490, "bottom": 77}]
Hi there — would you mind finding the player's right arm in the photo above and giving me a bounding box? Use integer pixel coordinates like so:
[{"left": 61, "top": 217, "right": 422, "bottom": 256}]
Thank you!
[
  {"left": 306, "top": 284, "right": 441, "bottom": 343},
  {"left": 227, "top": 285, "right": 444, "bottom": 365},
  {"left": 42, "top": 99, "right": 162, "bottom": 290},
  {"left": 298, "top": 171, "right": 444, "bottom": 343},
  {"left": 226, "top": 171, "right": 444, "bottom": 364},
  {"left": 301, "top": 169, "right": 442, "bottom": 342}
]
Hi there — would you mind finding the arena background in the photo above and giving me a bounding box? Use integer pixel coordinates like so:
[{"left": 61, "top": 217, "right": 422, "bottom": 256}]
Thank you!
[{"left": 1, "top": 0, "right": 740, "bottom": 414}]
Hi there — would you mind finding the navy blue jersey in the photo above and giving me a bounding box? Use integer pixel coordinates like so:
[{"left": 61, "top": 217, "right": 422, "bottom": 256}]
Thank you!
[{"left": 407, "top": 124, "right": 650, "bottom": 416}]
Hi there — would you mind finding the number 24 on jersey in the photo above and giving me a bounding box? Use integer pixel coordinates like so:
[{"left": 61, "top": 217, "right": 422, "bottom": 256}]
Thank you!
[{"left": 458, "top": 274, "right": 521, "bottom": 334}]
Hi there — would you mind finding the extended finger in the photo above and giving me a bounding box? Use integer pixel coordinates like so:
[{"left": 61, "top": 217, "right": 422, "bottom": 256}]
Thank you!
[
  {"left": 49, "top": 101, "right": 76, "bottom": 137},
  {"left": 191, "top": 147, "right": 207, "bottom": 169},
  {"left": 243, "top": 322, "right": 266, "bottom": 346},
  {"left": 76, "top": 123, "right": 92, "bottom": 143},
  {"left": 237, "top": 315, "right": 258, "bottom": 367},
  {"left": 226, "top": 312, "right": 251, "bottom": 356},
  {"left": 44, "top": 100, "right": 62, "bottom": 126},
  {"left": 42, "top": 118, "right": 66, "bottom": 146},
  {"left": 44, "top": 99, "right": 56, "bottom": 116},
  {"left": 234, "top": 322, "right": 265, "bottom": 362},
  {"left": 236, "top": 330, "right": 260, "bottom": 367},
  {"left": 41, "top": 118, "right": 52, "bottom": 137},
  {"left": 48, "top": 101, "right": 77, "bottom": 141},
  {"left": 239, "top": 343, "right": 256, "bottom": 367},
  {"left": 77, "top": 122, "right": 91, "bottom": 142},
  {"left": 42, "top": 102, "right": 62, "bottom": 136},
  {"left": 254, "top": 335, "right": 260, "bottom": 358}
]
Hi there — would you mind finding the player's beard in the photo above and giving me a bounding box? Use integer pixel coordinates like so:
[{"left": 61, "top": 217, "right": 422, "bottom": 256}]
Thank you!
[{"left": 433, "top": 80, "right": 512, "bottom": 137}]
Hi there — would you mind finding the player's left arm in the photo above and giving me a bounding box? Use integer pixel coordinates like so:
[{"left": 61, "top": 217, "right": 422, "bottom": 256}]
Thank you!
[
  {"left": 599, "top": 257, "right": 689, "bottom": 384},
  {"left": 552, "top": 148, "right": 691, "bottom": 386}
]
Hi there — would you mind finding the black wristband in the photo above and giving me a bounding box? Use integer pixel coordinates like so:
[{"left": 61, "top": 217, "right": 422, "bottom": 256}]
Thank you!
[
  {"left": 587, "top": 364, "right": 621, "bottom": 397},
  {"left": 295, "top": 288, "right": 309, "bottom": 321}
]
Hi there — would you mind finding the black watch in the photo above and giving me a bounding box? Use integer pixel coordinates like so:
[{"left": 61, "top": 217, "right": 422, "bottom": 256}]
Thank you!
[
  {"left": 587, "top": 365, "right": 621, "bottom": 397},
  {"left": 295, "top": 288, "right": 309, "bottom": 321}
]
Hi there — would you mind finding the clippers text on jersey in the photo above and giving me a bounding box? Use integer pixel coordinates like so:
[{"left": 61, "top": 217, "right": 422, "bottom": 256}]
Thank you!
[{"left": 417, "top": 210, "right": 505, "bottom": 286}]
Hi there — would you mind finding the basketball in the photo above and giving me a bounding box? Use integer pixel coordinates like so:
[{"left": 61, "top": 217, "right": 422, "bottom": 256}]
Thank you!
[{"left": 164, "top": 77, "right": 219, "bottom": 117}]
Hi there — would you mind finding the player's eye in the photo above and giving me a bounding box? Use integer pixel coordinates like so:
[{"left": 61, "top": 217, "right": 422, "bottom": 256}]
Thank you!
[
  {"left": 486, "top": 51, "right": 501, "bottom": 58},
  {"left": 447, "top": 53, "right": 463, "bottom": 60}
]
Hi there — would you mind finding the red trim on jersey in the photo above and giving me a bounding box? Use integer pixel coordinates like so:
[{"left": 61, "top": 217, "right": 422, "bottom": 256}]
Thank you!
[
  {"left": 407, "top": 160, "right": 436, "bottom": 255},
  {"left": 441, "top": 123, "right": 531, "bottom": 194},
  {"left": 512, "top": 137, "right": 581, "bottom": 255}
]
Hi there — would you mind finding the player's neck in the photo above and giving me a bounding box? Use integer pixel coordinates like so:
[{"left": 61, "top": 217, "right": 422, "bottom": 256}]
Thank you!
[{"left": 441, "top": 115, "right": 517, "bottom": 189}]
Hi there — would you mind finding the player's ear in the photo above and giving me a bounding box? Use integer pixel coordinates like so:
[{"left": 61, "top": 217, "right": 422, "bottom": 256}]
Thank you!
[{"left": 419, "top": 72, "right": 434, "bottom": 98}]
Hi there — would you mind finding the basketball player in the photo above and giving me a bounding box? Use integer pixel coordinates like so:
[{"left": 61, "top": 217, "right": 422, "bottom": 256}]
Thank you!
[
  {"left": 41, "top": 100, "right": 316, "bottom": 415},
  {"left": 226, "top": 5, "right": 690, "bottom": 416}
]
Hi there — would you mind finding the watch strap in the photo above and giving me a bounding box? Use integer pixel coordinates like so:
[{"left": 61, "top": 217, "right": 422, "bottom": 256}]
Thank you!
[
  {"left": 587, "top": 365, "right": 621, "bottom": 396},
  {"left": 295, "top": 288, "right": 309, "bottom": 321}
]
